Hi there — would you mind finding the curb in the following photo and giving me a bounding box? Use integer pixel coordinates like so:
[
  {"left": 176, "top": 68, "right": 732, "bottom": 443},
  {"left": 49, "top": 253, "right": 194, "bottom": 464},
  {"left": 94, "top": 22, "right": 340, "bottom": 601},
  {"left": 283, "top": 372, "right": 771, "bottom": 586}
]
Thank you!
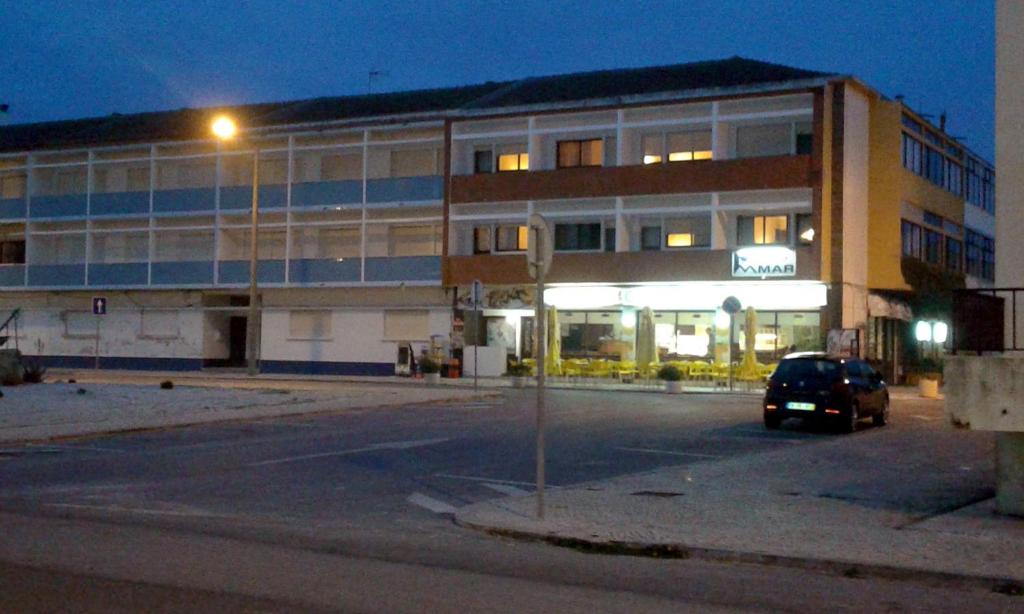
[{"left": 454, "top": 518, "right": 1024, "bottom": 596}]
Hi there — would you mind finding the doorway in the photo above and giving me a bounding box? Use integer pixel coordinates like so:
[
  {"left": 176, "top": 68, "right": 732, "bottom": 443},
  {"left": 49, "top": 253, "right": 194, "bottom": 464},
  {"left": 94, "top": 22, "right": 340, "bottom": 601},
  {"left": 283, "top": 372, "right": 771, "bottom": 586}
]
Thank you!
[{"left": 228, "top": 316, "right": 247, "bottom": 367}]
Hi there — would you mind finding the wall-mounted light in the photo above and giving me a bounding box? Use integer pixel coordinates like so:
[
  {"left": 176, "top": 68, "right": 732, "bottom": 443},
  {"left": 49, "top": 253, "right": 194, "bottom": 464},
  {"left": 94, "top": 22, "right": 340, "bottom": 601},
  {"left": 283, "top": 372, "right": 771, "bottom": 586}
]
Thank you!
[
  {"left": 915, "top": 320, "right": 933, "bottom": 342},
  {"left": 932, "top": 321, "right": 949, "bottom": 344}
]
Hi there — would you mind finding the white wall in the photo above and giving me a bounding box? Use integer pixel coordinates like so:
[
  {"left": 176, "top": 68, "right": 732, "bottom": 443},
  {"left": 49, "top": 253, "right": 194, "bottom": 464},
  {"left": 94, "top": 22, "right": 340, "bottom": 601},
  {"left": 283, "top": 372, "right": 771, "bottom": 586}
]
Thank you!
[{"left": 842, "top": 86, "right": 872, "bottom": 331}]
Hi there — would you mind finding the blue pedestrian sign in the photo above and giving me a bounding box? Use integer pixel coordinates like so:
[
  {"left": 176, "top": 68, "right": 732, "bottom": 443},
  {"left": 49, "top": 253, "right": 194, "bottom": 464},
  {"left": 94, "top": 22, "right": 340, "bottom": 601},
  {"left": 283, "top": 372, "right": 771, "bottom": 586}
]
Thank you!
[{"left": 92, "top": 297, "right": 107, "bottom": 316}]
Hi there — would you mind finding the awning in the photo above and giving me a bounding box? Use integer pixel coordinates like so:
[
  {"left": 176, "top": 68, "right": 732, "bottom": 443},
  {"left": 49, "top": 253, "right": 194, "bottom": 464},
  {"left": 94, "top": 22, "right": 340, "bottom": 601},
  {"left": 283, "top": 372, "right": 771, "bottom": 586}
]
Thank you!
[{"left": 868, "top": 293, "right": 913, "bottom": 322}]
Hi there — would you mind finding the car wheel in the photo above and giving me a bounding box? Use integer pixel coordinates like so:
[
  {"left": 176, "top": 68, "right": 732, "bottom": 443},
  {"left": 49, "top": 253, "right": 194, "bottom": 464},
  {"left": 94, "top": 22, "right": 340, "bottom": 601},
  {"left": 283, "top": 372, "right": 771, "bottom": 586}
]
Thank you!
[
  {"left": 838, "top": 403, "right": 858, "bottom": 434},
  {"left": 872, "top": 397, "right": 890, "bottom": 427},
  {"left": 764, "top": 413, "right": 782, "bottom": 430}
]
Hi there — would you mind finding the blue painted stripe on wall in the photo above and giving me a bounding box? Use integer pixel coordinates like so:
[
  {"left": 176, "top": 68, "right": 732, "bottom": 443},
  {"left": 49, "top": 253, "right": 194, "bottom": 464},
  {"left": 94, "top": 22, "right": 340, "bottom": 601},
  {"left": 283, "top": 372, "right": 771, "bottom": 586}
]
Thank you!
[
  {"left": 0, "top": 265, "right": 25, "bottom": 286},
  {"left": 30, "top": 355, "right": 203, "bottom": 371},
  {"left": 151, "top": 261, "right": 214, "bottom": 285},
  {"left": 366, "top": 176, "right": 442, "bottom": 203},
  {"left": 30, "top": 194, "right": 87, "bottom": 218},
  {"left": 90, "top": 191, "right": 150, "bottom": 216},
  {"left": 364, "top": 256, "right": 441, "bottom": 282},
  {"left": 288, "top": 258, "right": 361, "bottom": 283},
  {"left": 153, "top": 188, "right": 216, "bottom": 213},
  {"left": 0, "top": 198, "right": 26, "bottom": 219},
  {"left": 88, "top": 263, "right": 148, "bottom": 286},
  {"left": 218, "top": 260, "right": 286, "bottom": 284},
  {"left": 30, "top": 355, "right": 392, "bottom": 376},
  {"left": 28, "top": 264, "right": 85, "bottom": 286},
  {"left": 219, "top": 185, "right": 288, "bottom": 210},
  {"left": 261, "top": 360, "right": 393, "bottom": 376},
  {"left": 291, "top": 180, "right": 362, "bottom": 208}
]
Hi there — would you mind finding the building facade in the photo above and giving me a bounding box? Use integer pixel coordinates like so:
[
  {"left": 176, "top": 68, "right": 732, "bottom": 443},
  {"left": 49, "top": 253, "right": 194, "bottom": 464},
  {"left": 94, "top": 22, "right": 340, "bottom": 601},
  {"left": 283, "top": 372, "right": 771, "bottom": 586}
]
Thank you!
[{"left": 0, "top": 58, "right": 994, "bottom": 380}]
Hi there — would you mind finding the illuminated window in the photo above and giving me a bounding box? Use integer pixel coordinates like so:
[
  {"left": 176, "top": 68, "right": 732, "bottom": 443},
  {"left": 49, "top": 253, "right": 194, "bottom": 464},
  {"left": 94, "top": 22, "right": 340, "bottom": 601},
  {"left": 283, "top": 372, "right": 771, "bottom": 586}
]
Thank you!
[
  {"left": 666, "top": 233, "right": 693, "bottom": 247},
  {"left": 557, "top": 139, "right": 604, "bottom": 168},
  {"left": 496, "top": 225, "right": 528, "bottom": 252},
  {"left": 796, "top": 214, "right": 814, "bottom": 244},
  {"left": 497, "top": 153, "right": 528, "bottom": 172},
  {"left": 667, "top": 131, "right": 712, "bottom": 163},
  {"left": 737, "top": 215, "right": 789, "bottom": 246},
  {"left": 642, "top": 135, "right": 663, "bottom": 165}
]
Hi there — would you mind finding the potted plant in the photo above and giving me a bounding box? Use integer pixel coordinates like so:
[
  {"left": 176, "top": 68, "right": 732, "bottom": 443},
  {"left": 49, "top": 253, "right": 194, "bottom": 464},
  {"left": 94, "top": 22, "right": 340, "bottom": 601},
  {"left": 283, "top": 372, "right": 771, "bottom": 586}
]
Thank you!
[
  {"left": 420, "top": 357, "right": 442, "bottom": 385},
  {"left": 658, "top": 364, "right": 683, "bottom": 394},
  {"left": 505, "top": 362, "right": 531, "bottom": 388}
]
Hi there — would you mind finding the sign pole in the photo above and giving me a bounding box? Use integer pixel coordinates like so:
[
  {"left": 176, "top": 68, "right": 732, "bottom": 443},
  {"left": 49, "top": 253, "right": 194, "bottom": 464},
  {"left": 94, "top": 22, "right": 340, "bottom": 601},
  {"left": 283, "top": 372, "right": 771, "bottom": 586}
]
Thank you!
[
  {"left": 728, "top": 314, "right": 734, "bottom": 392},
  {"left": 534, "top": 225, "right": 546, "bottom": 520},
  {"left": 94, "top": 316, "right": 100, "bottom": 370}
]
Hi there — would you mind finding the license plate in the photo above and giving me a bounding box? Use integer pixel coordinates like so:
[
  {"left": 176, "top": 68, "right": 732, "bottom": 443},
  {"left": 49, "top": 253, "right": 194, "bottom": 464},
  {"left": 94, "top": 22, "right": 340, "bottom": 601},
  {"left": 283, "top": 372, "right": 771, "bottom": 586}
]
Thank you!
[{"left": 786, "top": 401, "right": 816, "bottom": 411}]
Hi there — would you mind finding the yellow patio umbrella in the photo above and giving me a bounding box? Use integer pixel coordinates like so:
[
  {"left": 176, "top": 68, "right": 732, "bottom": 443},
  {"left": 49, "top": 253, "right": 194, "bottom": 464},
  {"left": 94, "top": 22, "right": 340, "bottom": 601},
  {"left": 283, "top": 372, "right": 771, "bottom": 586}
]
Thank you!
[
  {"left": 737, "top": 306, "right": 760, "bottom": 380},
  {"left": 545, "top": 306, "right": 562, "bottom": 376},
  {"left": 635, "top": 306, "right": 659, "bottom": 373}
]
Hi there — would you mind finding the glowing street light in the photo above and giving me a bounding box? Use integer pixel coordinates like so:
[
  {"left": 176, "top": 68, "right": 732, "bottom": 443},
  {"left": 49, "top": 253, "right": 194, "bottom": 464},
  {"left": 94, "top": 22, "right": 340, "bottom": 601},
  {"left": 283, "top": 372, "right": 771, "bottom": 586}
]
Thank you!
[{"left": 211, "top": 115, "right": 260, "bottom": 376}]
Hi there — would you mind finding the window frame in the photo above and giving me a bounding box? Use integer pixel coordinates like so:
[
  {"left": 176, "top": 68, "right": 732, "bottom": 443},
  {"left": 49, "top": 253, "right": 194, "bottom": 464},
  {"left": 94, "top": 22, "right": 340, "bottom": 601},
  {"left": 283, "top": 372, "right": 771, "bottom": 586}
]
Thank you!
[{"left": 556, "top": 138, "right": 605, "bottom": 169}]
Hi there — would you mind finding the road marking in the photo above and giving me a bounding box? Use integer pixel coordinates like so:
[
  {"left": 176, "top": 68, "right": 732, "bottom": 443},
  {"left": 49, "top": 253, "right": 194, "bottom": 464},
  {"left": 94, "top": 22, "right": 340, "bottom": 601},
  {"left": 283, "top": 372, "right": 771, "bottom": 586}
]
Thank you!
[
  {"left": 245, "top": 437, "right": 449, "bottom": 467},
  {"left": 435, "top": 473, "right": 540, "bottom": 487},
  {"left": 28, "top": 444, "right": 125, "bottom": 453},
  {"left": 45, "top": 502, "right": 238, "bottom": 519},
  {"left": 911, "top": 415, "right": 936, "bottom": 421},
  {"left": 406, "top": 492, "right": 457, "bottom": 515},
  {"left": 617, "top": 447, "right": 722, "bottom": 459},
  {"left": 481, "top": 483, "right": 530, "bottom": 496}
]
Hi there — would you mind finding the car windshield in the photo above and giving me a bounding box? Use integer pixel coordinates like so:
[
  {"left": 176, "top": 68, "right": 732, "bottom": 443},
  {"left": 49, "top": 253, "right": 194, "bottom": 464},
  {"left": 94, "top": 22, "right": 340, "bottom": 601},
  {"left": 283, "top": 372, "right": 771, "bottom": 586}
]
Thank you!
[{"left": 772, "top": 359, "right": 840, "bottom": 384}]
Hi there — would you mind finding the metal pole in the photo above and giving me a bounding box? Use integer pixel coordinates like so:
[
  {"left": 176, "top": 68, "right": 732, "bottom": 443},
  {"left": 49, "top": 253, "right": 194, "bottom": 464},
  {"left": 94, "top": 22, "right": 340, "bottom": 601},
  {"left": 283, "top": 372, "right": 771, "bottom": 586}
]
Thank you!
[
  {"left": 473, "top": 338, "right": 479, "bottom": 391},
  {"left": 94, "top": 316, "right": 100, "bottom": 370},
  {"left": 534, "top": 226, "right": 546, "bottom": 520},
  {"left": 728, "top": 314, "right": 734, "bottom": 391},
  {"left": 246, "top": 146, "right": 260, "bottom": 376}
]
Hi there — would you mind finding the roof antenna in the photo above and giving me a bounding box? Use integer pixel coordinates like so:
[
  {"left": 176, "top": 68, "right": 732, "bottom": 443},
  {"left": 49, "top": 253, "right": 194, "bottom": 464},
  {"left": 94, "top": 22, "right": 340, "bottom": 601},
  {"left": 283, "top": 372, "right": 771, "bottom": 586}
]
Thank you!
[{"left": 367, "top": 70, "right": 389, "bottom": 94}]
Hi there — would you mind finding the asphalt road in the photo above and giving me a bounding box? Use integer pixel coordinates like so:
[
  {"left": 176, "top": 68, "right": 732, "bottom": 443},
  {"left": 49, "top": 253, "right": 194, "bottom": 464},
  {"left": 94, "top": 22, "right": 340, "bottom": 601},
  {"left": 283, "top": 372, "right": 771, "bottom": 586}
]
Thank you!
[{"left": 0, "top": 387, "right": 1014, "bottom": 612}]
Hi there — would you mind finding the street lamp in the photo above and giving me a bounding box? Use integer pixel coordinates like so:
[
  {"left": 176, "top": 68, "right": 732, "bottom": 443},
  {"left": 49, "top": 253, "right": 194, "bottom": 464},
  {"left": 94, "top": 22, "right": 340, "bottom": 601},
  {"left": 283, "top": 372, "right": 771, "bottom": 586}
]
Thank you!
[{"left": 211, "top": 115, "right": 261, "bottom": 376}]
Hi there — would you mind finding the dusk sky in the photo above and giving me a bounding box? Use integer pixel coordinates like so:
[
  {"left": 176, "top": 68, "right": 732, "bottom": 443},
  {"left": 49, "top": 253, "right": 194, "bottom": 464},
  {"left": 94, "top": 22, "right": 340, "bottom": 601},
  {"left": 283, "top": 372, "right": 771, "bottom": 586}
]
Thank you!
[{"left": 2, "top": 0, "right": 995, "bottom": 159}]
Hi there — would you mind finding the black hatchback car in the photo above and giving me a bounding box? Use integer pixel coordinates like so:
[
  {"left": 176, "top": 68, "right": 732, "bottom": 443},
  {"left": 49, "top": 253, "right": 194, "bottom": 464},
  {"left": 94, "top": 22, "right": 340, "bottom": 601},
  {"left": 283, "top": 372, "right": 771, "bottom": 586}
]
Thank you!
[{"left": 763, "top": 353, "right": 889, "bottom": 432}]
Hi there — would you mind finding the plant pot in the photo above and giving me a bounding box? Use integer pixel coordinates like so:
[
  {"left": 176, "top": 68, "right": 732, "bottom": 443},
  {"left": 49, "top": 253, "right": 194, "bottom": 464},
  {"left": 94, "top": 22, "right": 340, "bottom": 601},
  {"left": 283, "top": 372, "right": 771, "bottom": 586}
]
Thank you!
[
  {"left": 918, "top": 376, "right": 939, "bottom": 399},
  {"left": 424, "top": 372, "right": 441, "bottom": 386},
  {"left": 511, "top": 376, "right": 528, "bottom": 389},
  {"left": 664, "top": 380, "right": 683, "bottom": 394}
]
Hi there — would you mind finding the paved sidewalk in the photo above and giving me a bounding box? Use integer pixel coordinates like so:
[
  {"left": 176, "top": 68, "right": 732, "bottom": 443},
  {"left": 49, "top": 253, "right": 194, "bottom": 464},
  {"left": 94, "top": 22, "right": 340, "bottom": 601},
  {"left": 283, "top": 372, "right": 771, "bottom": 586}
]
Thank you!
[
  {"left": 456, "top": 419, "right": 1023, "bottom": 589},
  {"left": 0, "top": 376, "right": 487, "bottom": 444}
]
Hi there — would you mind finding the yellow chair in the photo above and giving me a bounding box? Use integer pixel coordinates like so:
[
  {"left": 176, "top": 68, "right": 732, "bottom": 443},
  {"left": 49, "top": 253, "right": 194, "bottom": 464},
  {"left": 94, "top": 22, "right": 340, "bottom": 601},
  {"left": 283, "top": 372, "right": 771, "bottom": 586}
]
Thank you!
[
  {"left": 587, "top": 359, "right": 613, "bottom": 379},
  {"left": 689, "top": 361, "right": 711, "bottom": 380},
  {"left": 522, "top": 358, "right": 537, "bottom": 376},
  {"left": 563, "top": 359, "right": 587, "bottom": 379},
  {"left": 615, "top": 360, "right": 638, "bottom": 382}
]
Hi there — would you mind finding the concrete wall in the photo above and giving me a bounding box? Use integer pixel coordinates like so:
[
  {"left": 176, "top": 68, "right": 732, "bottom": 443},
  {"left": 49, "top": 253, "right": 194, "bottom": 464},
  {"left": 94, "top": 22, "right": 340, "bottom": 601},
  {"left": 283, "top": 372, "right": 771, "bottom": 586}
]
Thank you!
[
  {"left": 841, "top": 85, "right": 871, "bottom": 330},
  {"left": 946, "top": 355, "right": 1024, "bottom": 431}
]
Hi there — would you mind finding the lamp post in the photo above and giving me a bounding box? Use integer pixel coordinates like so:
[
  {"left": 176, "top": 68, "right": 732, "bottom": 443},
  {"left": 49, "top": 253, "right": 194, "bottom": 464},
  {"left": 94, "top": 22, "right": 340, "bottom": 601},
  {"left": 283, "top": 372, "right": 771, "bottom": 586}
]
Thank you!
[{"left": 211, "top": 115, "right": 261, "bottom": 376}]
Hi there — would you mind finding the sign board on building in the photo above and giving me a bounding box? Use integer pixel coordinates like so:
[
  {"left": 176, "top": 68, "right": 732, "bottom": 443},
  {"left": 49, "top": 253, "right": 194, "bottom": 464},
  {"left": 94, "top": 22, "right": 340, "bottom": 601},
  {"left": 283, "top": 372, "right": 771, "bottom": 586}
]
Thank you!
[
  {"left": 732, "top": 247, "right": 796, "bottom": 278},
  {"left": 92, "top": 297, "right": 107, "bottom": 316}
]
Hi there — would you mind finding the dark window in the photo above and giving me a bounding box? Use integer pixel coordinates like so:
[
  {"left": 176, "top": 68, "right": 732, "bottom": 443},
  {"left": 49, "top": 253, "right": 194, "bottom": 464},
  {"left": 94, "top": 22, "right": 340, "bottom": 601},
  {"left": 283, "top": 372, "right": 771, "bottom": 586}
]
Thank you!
[
  {"left": 640, "top": 226, "right": 661, "bottom": 251},
  {"left": 795, "top": 132, "right": 813, "bottom": 155},
  {"left": 604, "top": 227, "right": 616, "bottom": 252},
  {"left": 922, "top": 211, "right": 943, "bottom": 228},
  {"left": 924, "top": 229, "right": 943, "bottom": 265},
  {"left": 473, "top": 227, "right": 491, "bottom": 254},
  {"left": 945, "top": 238, "right": 962, "bottom": 273},
  {"left": 0, "top": 240, "right": 25, "bottom": 264},
  {"left": 556, "top": 139, "right": 604, "bottom": 168},
  {"left": 796, "top": 213, "right": 814, "bottom": 244},
  {"left": 901, "top": 220, "right": 922, "bottom": 258},
  {"left": 772, "top": 359, "right": 840, "bottom": 385},
  {"left": 473, "top": 150, "right": 493, "bottom": 174},
  {"left": 554, "top": 223, "right": 601, "bottom": 251}
]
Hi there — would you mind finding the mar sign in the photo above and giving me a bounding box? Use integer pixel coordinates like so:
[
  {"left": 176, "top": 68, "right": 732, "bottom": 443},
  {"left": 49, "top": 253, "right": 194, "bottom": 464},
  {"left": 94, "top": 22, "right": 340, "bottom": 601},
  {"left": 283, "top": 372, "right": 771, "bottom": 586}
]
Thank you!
[{"left": 732, "top": 247, "right": 796, "bottom": 278}]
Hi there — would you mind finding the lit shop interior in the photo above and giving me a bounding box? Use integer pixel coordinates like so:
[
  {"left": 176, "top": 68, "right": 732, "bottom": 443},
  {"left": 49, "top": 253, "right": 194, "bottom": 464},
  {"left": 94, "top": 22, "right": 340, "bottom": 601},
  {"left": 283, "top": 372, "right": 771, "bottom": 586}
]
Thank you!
[{"left": 478, "top": 282, "right": 827, "bottom": 368}]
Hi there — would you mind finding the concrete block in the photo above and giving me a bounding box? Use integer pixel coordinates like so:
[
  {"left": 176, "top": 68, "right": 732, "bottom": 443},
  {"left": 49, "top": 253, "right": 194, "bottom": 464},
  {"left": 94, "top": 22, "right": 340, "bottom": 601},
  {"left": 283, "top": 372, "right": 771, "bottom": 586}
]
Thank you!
[
  {"left": 996, "top": 433, "right": 1024, "bottom": 517},
  {"left": 945, "top": 355, "right": 1024, "bottom": 431}
]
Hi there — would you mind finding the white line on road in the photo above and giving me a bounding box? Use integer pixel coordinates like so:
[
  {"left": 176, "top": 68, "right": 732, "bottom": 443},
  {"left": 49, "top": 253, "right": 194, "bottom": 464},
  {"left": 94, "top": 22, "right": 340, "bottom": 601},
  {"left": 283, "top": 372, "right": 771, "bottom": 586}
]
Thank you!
[
  {"left": 406, "top": 492, "right": 458, "bottom": 515},
  {"left": 911, "top": 415, "right": 937, "bottom": 421},
  {"left": 245, "top": 437, "right": 449, "bottom": 467},
  {"left": 28, "top": 444, "right": 126, "bottom": 453},
  {"left": 616, "top": 447, "right": 722, "bottom": 459},
  {"left": 481, "top": 483, "right": 530, "bottom": 497},
  {"left": 434, "top": 473, "right": 541, "bottom": 487},
  {"left": 45, "top": 503, "right": 239, "bottom": 519}
]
